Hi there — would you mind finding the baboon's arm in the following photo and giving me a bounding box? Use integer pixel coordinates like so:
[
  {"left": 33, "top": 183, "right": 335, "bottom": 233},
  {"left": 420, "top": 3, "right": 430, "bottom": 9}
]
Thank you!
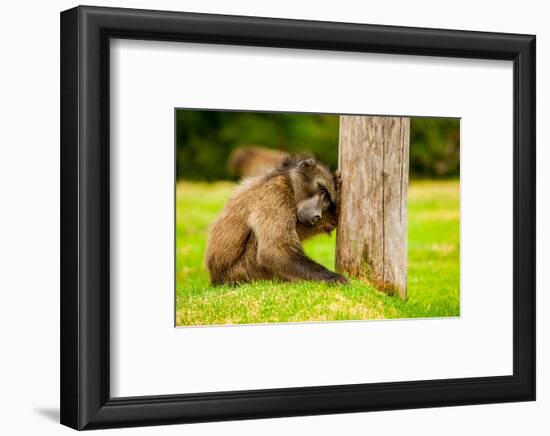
[{"left": 250, "top": 203, "right": 344, "bottom": 283}]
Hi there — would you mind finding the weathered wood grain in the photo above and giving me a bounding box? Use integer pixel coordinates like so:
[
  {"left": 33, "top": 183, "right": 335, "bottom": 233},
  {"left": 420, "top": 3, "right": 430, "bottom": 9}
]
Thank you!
[{"left": 336, "top": 116, "right": 410, "bottom": 299}]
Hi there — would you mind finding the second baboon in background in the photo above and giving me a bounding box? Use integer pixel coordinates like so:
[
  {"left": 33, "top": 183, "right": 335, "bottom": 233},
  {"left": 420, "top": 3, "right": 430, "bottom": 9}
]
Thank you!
[{"left": 227, "top": 145, "right": 288, "bottom": 177}]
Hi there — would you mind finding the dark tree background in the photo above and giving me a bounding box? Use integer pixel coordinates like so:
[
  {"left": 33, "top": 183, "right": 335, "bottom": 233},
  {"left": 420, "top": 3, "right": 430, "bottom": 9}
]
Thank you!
[{"left": 175, "top": 110, "right": 459, "bottom": 181}]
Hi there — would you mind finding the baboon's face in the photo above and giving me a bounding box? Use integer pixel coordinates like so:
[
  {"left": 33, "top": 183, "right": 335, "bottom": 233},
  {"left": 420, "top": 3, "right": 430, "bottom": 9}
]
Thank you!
[
  {"left": 297, "top": 191, "right": 332, "bottom": 226},
  {"left": 295, "top": 158, "right": 336, "bottom": 226},
  {"left": 296, "top": 158, "right": 337, "bottom": 201}
]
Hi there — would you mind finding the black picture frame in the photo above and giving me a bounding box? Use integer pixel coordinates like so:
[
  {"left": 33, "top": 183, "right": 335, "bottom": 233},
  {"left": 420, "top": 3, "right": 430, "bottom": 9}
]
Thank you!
[{"left": 60, "top": 5, "right": 536, "bottom": 430}]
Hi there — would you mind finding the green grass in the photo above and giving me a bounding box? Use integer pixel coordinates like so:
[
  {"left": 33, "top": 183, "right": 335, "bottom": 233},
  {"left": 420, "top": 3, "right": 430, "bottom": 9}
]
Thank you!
[{"left": 176, "top": 180, "right": 460, "bottom": 326}]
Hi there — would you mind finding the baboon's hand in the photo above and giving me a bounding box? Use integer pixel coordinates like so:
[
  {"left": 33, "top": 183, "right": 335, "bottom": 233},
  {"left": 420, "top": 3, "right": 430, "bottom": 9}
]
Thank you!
[
  {"left": 326, "top": 272, "right": 348, "bottom": 285},
  {"left": 334, "top": 170, "right": 342, "bottom": 209}
]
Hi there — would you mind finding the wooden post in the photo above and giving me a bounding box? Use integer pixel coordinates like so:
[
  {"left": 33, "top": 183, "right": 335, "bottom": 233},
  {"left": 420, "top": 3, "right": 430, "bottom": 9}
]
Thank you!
[{"left": 336, "top": 116, "right": 410, "bottom": 299}]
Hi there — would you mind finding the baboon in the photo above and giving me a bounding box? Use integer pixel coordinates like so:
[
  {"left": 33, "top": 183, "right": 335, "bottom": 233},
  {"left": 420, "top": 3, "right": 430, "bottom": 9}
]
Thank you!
[
  {"left": 227, "top": 145, "right": 288, "bottom": 177},
  {"left": 205, "top": 156, "right": 347, "bottom": 285}
]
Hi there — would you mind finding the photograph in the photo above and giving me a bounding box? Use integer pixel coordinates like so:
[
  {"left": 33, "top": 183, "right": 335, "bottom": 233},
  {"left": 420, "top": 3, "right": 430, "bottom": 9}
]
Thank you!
[{"left": 175, "top": 109, "right": 460, "bottom": 326}]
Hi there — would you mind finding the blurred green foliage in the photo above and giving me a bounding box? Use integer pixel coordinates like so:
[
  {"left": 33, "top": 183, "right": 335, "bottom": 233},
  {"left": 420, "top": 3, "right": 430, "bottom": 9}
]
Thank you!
[
  {"left": 176, "top": 110, "right": 459, "bottom": 181},
  {"left": 409, "top": 117, "right": 460, "bottom": 178}
]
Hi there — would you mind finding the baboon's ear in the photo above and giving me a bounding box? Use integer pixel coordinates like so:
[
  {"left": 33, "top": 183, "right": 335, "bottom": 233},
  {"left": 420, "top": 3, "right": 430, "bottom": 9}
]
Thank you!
[
  {"left": 298, "top": 158, "right": 315, "bottom": 168},
  {"left": 280, "top": 155, "right": 293, "bottom": 168}
]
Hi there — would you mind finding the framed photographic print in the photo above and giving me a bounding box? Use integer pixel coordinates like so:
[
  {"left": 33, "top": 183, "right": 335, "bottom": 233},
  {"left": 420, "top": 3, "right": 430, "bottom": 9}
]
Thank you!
[{"left": 60, "top": 5, "right": 535, "bottom": 430}]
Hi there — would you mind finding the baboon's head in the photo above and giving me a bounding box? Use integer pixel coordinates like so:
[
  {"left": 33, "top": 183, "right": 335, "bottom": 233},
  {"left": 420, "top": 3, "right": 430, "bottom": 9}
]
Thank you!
[{"left": 279, "top": 156, "right": 337, "bottom": 226}]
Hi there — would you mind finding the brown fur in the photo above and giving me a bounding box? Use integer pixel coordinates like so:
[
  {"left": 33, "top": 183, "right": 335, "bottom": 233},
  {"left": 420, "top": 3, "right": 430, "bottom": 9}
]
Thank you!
[
  {"left": 205, "top": 157, "right": 345, "bottom": 285},
  {"left": 227, "top": 146, "right": 288, "bottom": 177}
]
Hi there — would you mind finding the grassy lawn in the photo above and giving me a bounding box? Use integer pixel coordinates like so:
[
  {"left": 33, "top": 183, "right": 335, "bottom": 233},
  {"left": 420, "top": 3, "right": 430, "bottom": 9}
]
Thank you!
[{"left": 176, "top": 180, "right": 460, "bottom": 326}]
